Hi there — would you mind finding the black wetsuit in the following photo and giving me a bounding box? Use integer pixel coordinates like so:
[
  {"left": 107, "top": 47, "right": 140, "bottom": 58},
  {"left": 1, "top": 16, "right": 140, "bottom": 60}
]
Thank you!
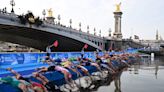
[
  {"left": 47, "top": 66, "right": 56, "bottom": 71},
  {"left": 19, "top": 76, "right": 30, "bottom": 83}
]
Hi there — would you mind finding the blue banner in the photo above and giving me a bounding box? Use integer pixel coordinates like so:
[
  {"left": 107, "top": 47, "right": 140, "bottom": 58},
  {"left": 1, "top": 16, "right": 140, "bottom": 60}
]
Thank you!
[
  {"left": 0, "top": 52, "right": 94, "bottom": 66},
  {"left": 0, "top": 49, "right": 138, "bottom": 66}
]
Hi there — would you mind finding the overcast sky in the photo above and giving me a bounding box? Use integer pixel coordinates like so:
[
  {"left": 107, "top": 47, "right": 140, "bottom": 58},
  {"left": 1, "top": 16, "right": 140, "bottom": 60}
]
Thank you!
[{"left": 0, "top": 0, "right": 164, "bottom": 40}]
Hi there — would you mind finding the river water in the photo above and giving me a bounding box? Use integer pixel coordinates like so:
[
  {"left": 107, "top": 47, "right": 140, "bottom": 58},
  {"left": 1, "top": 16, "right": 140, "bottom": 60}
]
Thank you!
[{"left": 97, "top": 56, "right": 164, "bottom": 92}]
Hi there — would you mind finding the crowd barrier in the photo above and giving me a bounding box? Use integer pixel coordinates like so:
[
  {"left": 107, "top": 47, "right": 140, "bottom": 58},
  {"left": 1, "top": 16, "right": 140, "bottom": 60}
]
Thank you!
[{"left": 0, "top": 49, "right": 138, "bottom": 66}]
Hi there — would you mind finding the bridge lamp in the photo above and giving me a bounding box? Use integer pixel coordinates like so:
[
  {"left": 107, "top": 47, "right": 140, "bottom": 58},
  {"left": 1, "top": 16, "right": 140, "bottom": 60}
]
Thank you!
[
  {"left": 94, "top": 28, "right": 96, "bottom": 36},
  {"left": 10, "top": 0, "right": 15, "bottom": 13},
  {"left": 79, "top": 22, "right": 81, "bottom": 31},
  {"left": 69, "top": 19, "right": 72, "bottom": 28},
  {"left": 99, "top": 30, "right": 101, "bottom": 37},
  {"left": 109, "top": 28, "right": 112, "bottom": 37},
  {"left": 42, "top": 9, "right": 46, "bottom": 20},
  {"left": 57, "top": 14, "right": 61, "bottom": 25},
  {"left": 87, "top": 25, "right": 89, "bottom": 34}
]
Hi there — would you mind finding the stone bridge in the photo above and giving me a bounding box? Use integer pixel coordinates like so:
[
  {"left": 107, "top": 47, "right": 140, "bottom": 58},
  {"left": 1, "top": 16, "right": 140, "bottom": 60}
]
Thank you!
[
  {"left": 0, "top": 12, "right": 144, "bottom": 51},
  {"left": 0, "top": 12, "right": 106, "bottom": 51}
]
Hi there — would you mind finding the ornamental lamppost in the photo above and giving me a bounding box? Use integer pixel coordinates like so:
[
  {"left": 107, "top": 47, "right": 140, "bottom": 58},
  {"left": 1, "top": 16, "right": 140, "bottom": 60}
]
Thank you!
[
  {"left": 99, "top": 30, "right": 101, "bottom": 37},
  {"left": 57, "top": 14, "right": 61, "bottom": 25},
  {"left": 109, "top": 28, "right": 112, "bottom": 37},
  {"left": 94, "top": 28, "right": 96, "bottom": 35},
  {"left": 69, "top": 19, "right": 72, "bottom": 28},
  {"left": 87, "top": 25, "right": 89, "bottom": 34},
  {"left": 79, "top": 22, "right": 81, "bottom": 31},
  {"left": 10, "top": 0, "right": 15, "bottom": 13},
  {"left": 42, "top": 9, "right": 46, "bottom": 20}
]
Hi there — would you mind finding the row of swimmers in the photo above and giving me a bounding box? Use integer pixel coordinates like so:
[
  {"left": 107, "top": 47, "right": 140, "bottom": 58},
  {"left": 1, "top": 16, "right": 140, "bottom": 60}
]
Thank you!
[{"left": 0, "top": 52, "right": 140, "bottom": 92}]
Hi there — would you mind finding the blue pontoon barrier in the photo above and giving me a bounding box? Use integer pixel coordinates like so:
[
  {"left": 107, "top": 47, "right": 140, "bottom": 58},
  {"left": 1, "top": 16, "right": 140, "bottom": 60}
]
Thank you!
[{"left": 0, "top": 49, "right": 140, "bottom": 92}]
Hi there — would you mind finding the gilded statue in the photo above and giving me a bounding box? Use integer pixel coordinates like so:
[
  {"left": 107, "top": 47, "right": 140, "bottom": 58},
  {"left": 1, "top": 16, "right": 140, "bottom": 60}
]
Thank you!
[
  {"left": 48, "top": 8, "right": 53, "bottom": 17},
  {"left": 115, "top": 2, "right": 121, "bottom": 12}
]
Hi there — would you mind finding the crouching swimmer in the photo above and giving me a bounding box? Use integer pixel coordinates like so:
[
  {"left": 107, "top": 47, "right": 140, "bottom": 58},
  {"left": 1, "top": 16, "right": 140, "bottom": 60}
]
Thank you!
[
  {"left": 61, "top": 60, "right": 82, "bottom": 77},
  {"left": 68, "top": 57, "right": 91, "bottom": 77},
  {"left": 6, "top": 68, "right": 48, "bottom": 92},
  {"left": 33, "top": 72, "right": 60, "bottom": 92},
  {"left": 0, "top": 76, "right": 34, "bottom": 92},
  {"left": 36, "top": 65, "right": 74, "bottom": 88}
]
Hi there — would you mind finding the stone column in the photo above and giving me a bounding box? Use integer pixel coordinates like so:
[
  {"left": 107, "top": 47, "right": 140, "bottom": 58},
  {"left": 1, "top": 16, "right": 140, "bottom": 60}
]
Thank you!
[
  {"left": 46, "top": 8, "right": 55, "bottom": 24},
  {"left": 113, "top": 12, "right": 123, "bottom": 39},
  {"left": 46, "top": 17, "right": 55, "bottom": 24}
]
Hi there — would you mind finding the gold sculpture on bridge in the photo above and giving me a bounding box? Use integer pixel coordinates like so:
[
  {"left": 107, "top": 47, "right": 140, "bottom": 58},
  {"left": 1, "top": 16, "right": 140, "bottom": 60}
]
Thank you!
[
  {"left": 48, "top": 8, "right": 53, "bottom": 17},
  {"left": 115, "top": 2, "right": 121, "bottom": 12}
]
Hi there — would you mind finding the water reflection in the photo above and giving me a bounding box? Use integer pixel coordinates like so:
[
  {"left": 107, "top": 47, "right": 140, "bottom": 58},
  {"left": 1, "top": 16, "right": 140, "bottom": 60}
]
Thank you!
[
  {"left": 98, "top": 56, "right": 164, "bottom": 92},
  {"left": 114, "top": 72, "right": 122, "bottom": 92},
  {"left": 130, "top": 56, "right": 164, "bottom": 76},
  {"left": 155, "top": 63, "right": 158, "bottom": 79}
]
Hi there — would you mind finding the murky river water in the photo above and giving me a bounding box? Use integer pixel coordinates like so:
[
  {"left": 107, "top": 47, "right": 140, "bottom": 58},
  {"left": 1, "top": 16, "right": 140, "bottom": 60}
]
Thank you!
[{"left": 98, "top": 56, "right": 164, "bottom": 92}]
